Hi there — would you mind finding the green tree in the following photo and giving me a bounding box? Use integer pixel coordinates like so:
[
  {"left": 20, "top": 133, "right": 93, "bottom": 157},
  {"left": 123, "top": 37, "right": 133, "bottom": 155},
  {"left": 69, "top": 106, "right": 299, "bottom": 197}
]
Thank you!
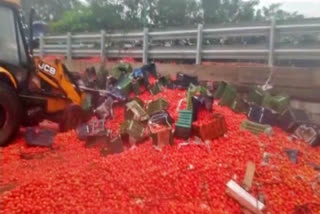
[
  {"left": 21, "top": 0, "right": 81, "bottom": 21},
  {"left": 202, "top": 0, "right": 259, "bottom": 24},
  {"left": 51, "top": 3, "right": 124, "bottom": 33},
  {"left": 149, "top": 0, "right": 202, "bottom": 28},
  {"left": 255, "top": 3, "right": 304, "bottom": 21}
]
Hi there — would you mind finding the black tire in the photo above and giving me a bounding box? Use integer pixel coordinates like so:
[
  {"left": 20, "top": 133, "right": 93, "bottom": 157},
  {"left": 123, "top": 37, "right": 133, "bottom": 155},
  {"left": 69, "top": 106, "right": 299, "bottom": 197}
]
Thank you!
[
  {"left": 0, "top": 83, "right": 22, "bottom": 146},
  {"left": 59, "top": 104, "right": 84, "bottom": 132}
]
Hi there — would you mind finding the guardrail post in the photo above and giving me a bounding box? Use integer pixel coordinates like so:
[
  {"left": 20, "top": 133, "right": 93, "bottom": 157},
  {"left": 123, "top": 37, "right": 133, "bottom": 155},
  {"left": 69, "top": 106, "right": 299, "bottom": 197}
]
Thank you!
[
  {"left": 66, "top": 32, "right": 72, "bottom": 61},
  {"left": 39, "top": 34, "right": 44, "bottom": 57},
  {"left": 100, "top": 30, "right": 106, "bottom": 62},
  {"left": 143, "top": 28, "right": 149, "bottom": 64},
  {"left": 196, "top": 24, "right": 203, "bottom": 65},
  {"left": 268, "top": 19, "right": 276, "bottom": 67}
]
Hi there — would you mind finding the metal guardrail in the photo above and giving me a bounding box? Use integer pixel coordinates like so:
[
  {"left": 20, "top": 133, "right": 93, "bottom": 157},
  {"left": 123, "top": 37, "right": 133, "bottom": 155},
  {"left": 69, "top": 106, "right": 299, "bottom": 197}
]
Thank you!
[{"left": 34, "top": 19, "right": 320, "bottom": 66}]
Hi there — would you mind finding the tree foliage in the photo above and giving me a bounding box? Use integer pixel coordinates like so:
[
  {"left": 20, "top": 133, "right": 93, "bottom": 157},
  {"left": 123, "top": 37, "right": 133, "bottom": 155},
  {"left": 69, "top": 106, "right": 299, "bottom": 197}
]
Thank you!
[
  {"left": 21, "top": 0, "right": 81, "bottom": 21},
  {"left": 35, "top": 0, "right": 305, "bottom": 33}
]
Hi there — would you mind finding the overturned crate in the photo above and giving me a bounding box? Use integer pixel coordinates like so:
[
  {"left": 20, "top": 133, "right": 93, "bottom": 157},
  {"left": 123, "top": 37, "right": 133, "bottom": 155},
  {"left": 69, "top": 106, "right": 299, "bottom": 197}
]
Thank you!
[
  {"left": 125, "top": 100, "right": 149, "bottom": 121},
  {"left": 149, "top": 120, "right": 174, "bottom": 149},
  {"left": 294, "top": 124, "right": 320, "bottom": 147},
  {"left": 149, "top": 83, "right": 162, "bottom": 95},
  {"left": 262, "top": 94, "right": 290, "bottom": 113},
  {"left": 247, "top": 104, "right": 279, "bottom": 126},
  {"left": 112, "top": 63, "right": 133, "bottom": 80},
  {"left": 248, "top": 87, "right": 266, "bottom": 106},
  {"left": 120, "top": 120, "right": 146, "bottom": 142},
  {"left": 100, "top": 136, "right": 124, "bottom": 157},
  {"left": 146, "top": 98, "right": 169, "bottom": 116},
  {"left": 214, "top": 81, "right": 227, "bottom": 99},
  {"left": 219, "top": 84, "right": 237, "bottom": 107},
  {"left": 131, "top": 79, "right": 141, "bottom": 95},
  {"left": 175, "top": 110, "right": 193, "bottom": 139},
  {"left": 230, "top": 96, "right": 249, "bottom": 113},
  {"left": 278, "top": 108, "right": 310, "bottom": 133},
  {"left": 240, "top": 120, "right": 273, "bottom": 136},
  {"left": 116, "top": 75, "right": 132, "bottom": 97}
]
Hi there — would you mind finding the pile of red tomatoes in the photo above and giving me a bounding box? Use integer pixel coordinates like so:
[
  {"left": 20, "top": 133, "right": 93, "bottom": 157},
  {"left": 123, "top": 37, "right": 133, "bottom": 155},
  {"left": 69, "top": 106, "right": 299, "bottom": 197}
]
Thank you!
[{"left": 1, "top": 88, "right": 320, "bottom": 214}]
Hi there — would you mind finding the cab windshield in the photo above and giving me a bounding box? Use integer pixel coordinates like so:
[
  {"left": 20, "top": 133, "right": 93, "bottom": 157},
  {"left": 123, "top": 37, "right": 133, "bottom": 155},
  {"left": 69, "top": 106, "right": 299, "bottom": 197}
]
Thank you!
[{"left": 0, "top": 5, "right": 27, "bottom": 66}]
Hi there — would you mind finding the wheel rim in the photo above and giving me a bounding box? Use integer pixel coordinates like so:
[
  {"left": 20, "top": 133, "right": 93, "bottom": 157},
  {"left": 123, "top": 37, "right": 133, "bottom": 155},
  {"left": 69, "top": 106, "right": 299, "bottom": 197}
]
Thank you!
[{"left": 0, "top": 104, "right": 6, "bottom": 129}]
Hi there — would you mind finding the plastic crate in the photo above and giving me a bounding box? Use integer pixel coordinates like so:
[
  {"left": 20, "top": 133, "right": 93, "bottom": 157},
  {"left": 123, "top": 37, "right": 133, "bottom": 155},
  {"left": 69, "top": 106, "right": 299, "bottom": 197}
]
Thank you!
[
  {"left": 120, "top": 120, "right": 130, "bottom": 135},
  {"left": 149, "top": 111, "right": 174, "bottom": 125},
  {"left": 149, "top": 83, "right": 162, "bottom": 95},
  {"left": 175, "top": 110, "right": 193, "bottom": 139},
  {"left": 116, "top": 76, "right": 132, "bottom": 97},
  {"left": 193, "top": 115, "right": 226, "bottom": 141},
  {"left": 131, "top": 79, "right": 140, "bottom": 95},
  {"left": 100, "top": 136, "right": 124, "bottom": 156},
  {"left": 248, "top": 87, "right": 266, "bottom": 105},
  {"left": 213, "top": 113, "right": 228, "bottom": 136},
  {"left": 186, "top": 85, "right": 211, "bottom": 110},
  {"left": 230, "top": 96, "right": 249, "bottom": 113},
  {"left": 131, "top": 97, "right": 144, "bottom": 108},
  {"left": 149, "top": 120, "right": 174, "bottom": 148},
  {"left": 126, "top": 100, "right": 149, "bottom": 121},
  {"left": 146, "top": 98, "right": 169, "bottom": 116},
  {"left": 294, "top": 124, "right": 320, "bottom": 147},
  {"left": 176, "top": 72, "right": 198, "bottom": 88},
  {"left": 76, "top": 119, "right": 107, "bottom": 140},
  {"left": 214, "top": 81, "right": 227, "bottom": 99},
  {"left": 278, "top": 108, "right": 310, "bottom": 133},
  {"left": 126, "top": 120, "right": 146, "bottom": 142},
  {"left": 262, "top": 94, "right": 290, "bottom": 113},
  {"left": 241, "top": 120, "right": 273, "bottom": 136},
  {"left": 158, "top": 75, "right": 172, "bottom": 87},
  {"left": 112, "top": 63, "right": 133, "bottom": 80},
  {"left": 247, "top": 104, "right": 279, "bottom": 126},
  {"left": 219, "top": 84, "right": 237, "bottom": 107}
]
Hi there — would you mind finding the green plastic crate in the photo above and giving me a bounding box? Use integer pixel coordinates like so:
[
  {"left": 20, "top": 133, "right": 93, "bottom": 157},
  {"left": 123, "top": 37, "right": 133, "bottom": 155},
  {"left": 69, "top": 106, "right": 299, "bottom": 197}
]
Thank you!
[
  {"left": 116, "top": 76, "right": 132, "bottom": 96},
  {"left": 214, "top": 81, "right": 227, "bottom": 99},
  {"left": 262, "top": 94, "right": 290, "bottom": 113},
  {"left": 175, "top": 110, "right": 193, "bottom": 139},
  {"left": 132, "top": 97, "right": 144, "bottom": 108},
  {"left": 176, "top": 110, "right": 193, "bottom": 128},
  {"left": 158, "top": 75, "right": 172, "bottom": 87},
  {"left": 146, "top": 98, "right": 169, "bottom": 116},
  {"left": 230, "top": 96, "right": 249, "bottom": 113},
  {"left": 219, "top": 84, "right": 237, "bottom": 107},
  {"left": 126, "top": 100, "right": 149, "bottom": 121},
  {"left": 112, "top": 63, "right": 133, "bottom": 80},
  {"left": 240, "top": 120, "right": 273, "bottom": 136},
  {"left": 127, "top": 120, "right": 146, "bottom": 141},
  {"left": 248, "top": 87, "right": 266, "bottom": 105}
]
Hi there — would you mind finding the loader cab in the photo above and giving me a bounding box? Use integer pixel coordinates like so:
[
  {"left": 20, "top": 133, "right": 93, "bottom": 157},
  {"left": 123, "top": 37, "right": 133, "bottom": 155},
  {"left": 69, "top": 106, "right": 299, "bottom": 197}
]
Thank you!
[{"left": 0, "top": 1, "right": 32, "bottom": 88}]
